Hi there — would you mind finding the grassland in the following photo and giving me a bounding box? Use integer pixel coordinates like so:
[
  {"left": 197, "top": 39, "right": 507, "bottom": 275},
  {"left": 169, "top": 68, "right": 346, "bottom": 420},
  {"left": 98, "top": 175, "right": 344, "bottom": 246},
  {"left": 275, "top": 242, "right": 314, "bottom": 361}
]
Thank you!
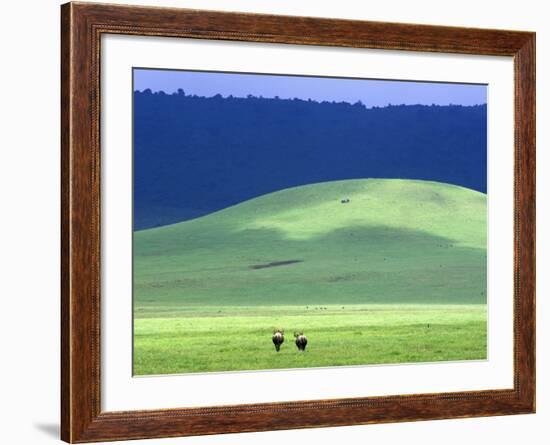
[
  {"left": 134, "top": 304, "right": 486, "bottom": 375},
  {"left": 134, "top": 179, "right": 487, "bottom": 375}
]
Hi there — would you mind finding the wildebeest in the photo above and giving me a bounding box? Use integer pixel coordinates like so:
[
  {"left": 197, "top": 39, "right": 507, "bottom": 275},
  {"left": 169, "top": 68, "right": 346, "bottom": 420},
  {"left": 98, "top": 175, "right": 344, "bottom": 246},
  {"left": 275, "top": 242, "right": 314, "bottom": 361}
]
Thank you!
[
  {"left": 294, "top": 332, "right": 308, "bottom": 351},
  {"left": 272, "top": 329, "right": 284, "bottom": 352}
]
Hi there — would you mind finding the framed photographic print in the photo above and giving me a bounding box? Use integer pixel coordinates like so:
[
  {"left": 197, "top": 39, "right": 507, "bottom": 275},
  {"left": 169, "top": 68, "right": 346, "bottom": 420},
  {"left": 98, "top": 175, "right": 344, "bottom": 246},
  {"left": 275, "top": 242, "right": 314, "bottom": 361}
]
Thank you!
[{"left": 61, "top": 2, "right": 535, "bottom": 442}]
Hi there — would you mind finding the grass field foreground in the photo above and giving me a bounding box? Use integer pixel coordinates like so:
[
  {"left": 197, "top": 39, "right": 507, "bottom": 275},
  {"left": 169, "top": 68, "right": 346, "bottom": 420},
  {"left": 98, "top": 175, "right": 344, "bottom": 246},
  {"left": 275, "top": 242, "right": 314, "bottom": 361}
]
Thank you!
[{"left": 134, "top": 304, "right": 487, "bottom": 375}]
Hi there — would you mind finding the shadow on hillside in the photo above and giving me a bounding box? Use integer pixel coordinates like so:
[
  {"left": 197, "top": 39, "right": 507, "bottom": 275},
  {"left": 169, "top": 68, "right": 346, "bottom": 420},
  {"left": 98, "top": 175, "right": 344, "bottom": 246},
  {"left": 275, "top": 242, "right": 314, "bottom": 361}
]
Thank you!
[
  {"left": 227, "top": 222, "right": 483, "bottom": 250},
  {"left": 135, "top": 224, "right": 487, "bottom": 305}
]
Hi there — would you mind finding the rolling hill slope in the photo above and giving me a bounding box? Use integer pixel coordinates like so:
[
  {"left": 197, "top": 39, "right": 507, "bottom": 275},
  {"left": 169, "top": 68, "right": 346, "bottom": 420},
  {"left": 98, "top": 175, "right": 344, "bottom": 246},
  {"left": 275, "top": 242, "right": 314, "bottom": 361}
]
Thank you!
[{"left": 134, "top": 179, "right": 487, "bottom": 316}]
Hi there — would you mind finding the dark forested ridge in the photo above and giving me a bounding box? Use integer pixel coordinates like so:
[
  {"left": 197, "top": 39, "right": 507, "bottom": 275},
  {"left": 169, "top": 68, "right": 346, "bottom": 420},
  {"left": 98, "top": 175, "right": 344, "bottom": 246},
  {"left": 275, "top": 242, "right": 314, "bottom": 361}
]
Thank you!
[{"left": 134, "top": 90, "right": 487, "bottom": 230}]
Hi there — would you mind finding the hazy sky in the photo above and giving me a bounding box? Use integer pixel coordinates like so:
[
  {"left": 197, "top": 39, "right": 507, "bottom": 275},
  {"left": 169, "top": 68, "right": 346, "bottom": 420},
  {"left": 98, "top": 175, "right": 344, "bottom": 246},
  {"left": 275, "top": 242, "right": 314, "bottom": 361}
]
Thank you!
[{"left": 133, "top": 68, "right": 487, "bottom": 108}]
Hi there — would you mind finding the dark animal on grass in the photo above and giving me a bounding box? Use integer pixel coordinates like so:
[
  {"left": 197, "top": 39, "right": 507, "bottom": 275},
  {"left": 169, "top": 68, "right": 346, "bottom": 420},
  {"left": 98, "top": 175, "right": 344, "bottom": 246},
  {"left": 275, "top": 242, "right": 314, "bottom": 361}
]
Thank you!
[
  {"left": 294, "top": 332, "right": 308, "bottom": 351},
  {"left": 272, "top": 329, "right": 285, "bottom": 352}
]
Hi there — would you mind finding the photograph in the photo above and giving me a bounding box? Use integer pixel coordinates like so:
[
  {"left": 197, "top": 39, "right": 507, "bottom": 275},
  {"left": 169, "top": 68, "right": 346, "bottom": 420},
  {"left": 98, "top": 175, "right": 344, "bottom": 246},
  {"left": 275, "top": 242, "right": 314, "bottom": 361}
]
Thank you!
[{"left": 132, "top": 68, "right": 488, "bottom": 376}]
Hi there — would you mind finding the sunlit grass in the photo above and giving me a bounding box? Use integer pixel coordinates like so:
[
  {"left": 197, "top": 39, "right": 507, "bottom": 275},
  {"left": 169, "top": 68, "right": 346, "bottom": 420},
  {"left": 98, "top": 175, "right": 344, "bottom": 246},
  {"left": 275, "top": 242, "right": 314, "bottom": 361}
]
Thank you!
[{"left": 134, "top": 304, "right": 487, "bottom": 375}]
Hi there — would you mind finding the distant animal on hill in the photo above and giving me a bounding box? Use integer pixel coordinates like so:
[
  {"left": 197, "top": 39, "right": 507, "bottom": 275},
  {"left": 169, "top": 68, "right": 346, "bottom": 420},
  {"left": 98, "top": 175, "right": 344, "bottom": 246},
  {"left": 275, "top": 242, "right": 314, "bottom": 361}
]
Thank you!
[
  {"left": 272, "top": 329, "right": 285, "bottom": 352},
  {"left": 340, "top": 198, "right": 350, "bottom": 204},
  {"left": 294, "top": 332, "right": 308, "bottom": 351}
]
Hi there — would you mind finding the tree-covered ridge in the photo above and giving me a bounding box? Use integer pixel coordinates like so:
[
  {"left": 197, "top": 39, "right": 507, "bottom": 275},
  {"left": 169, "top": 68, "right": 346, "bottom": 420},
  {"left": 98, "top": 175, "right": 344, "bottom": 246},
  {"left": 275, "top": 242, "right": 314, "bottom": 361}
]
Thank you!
[{"left": 134, "top": 90, "right": 486, "bottom": 229}]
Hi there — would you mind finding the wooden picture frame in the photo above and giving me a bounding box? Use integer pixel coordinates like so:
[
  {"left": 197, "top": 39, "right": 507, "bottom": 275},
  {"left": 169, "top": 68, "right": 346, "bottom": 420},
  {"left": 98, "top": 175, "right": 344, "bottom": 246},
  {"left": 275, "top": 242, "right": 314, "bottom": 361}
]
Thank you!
[{"left": 61, "top": 2, "right": 535, "bottom": 442}]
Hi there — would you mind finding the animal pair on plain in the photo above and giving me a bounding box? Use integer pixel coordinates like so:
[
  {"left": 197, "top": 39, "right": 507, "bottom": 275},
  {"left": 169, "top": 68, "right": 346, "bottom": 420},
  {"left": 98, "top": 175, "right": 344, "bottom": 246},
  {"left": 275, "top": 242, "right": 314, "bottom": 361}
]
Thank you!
[{"left": 272, "top": 330, "right": 307, "bottom": 352}]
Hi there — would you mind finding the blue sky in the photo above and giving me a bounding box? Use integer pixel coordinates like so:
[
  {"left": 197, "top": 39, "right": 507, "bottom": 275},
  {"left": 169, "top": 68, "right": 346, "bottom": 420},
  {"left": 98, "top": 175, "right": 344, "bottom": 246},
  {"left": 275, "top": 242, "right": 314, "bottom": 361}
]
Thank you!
[{"left": 133, "top": 68, "right": 487, "bottom": 108}]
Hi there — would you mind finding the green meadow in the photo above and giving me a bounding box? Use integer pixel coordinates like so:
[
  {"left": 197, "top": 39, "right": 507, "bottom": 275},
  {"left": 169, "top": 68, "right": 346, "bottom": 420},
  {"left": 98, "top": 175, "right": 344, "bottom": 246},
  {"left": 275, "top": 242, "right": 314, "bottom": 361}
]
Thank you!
[{"left": 134, "top": 179, "right": 487, "bottom": 375}]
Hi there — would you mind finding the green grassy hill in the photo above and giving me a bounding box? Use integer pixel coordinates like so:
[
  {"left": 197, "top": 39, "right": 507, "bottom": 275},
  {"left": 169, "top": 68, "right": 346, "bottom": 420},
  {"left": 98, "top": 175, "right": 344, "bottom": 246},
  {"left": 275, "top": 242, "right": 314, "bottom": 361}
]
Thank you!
[
  {"left": 133, "top": 179, "right": 487, "bottom": 374},
  {"left": 134, "top": 179, "right": 486, "bottom": 317}
]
